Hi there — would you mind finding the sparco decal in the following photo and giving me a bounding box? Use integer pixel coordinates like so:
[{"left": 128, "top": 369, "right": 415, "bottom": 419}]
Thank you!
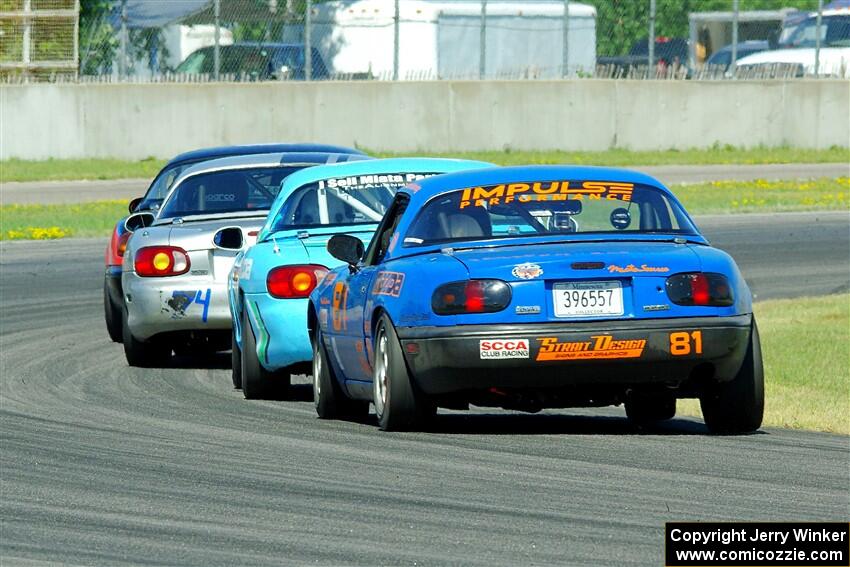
[{"left": 536, "top": 335, "right": 646, "bottom": 361}]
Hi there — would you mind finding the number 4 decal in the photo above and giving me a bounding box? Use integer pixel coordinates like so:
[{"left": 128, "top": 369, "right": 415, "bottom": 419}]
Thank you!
[{"left": 669, "top": 331, "right": 702, "bottom": 355}]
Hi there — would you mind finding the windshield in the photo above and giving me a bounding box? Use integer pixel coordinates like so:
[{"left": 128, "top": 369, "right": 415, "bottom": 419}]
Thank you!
[
  {"left": 271, "top": 172, "right": 437, "bottom": 231},
  {"left": 404, "top": 181, "right": 698, "bottom": 247},
  {"left": 138, "top": 162, "right": 195, "bottom": 210},
  {"left": 784, "top": 15, "right": 850, "bottom": 48},
  {"left": 158, "top": 166, "right": 303, "bottom": 219}
]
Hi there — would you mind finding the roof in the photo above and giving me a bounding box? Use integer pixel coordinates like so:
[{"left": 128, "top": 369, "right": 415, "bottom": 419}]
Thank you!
[
  {"left": 259, "top": 157, "right": 494, "bottom": 241},
  {"left": 165, "top": 143, "right": 366, "bottom": 167},
  {"left": 401, "top": 165, "right": 669, "bottom": 208},
  {"left": 157, "top": 152, "right": 370, "bottom": 223}
]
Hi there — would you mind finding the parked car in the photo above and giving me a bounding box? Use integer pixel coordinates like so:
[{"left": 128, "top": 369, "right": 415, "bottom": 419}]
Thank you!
[
  {"left": 104, "top": 143, "right": 366, "bottom": 344},
  {"left": 120, "top": 151, "right": 368, "bottom": 367},
  {"left": 705, "top": 40, "right": 770, "bottom": 71},
  {"left": 228, "top": 157, "right": 493, "bottom": 400},
  {"left": 597, "top": 37, "right": 690, "bottom": 75},
  {"left": 174, "top": 42, "right": 330, "bottom": 80},
  {"left": 309, "top": 165, "right": 763, "bottom": 433}
]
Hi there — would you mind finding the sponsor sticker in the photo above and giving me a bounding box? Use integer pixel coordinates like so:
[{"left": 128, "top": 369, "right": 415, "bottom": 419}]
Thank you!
[
  {"left": 240, "top": 259, "right": 253, "bottom": 280},
  {"left": 512, "top": 263, "right": 544, "bottom": 280},
  {"left": 480, "top": 339, "right": 530, "bottom": 359},
  {"left": 459, "top": 181, "right": 634, "bottom": 209},
  {"left": 607, "top": 264, "right": 669, "bottom": 273},
  {"left": 536, "top": 335, "right": 646, "bottom": 361},
  {"left": 373, "top": 271, "right": 405, "bottom": 297},
  {"left": 318, "top": 173, "right": 436, "bottom": 191}
]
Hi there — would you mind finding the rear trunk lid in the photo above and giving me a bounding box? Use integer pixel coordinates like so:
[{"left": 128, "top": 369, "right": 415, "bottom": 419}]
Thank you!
[{"left": 166, "top": 216, "right": 266, "bottom": 282}]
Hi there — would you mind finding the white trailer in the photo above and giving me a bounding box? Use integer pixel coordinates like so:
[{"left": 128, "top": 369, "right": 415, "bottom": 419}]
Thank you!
[{"left": 292, "top": 0, "right": 596, "bottom": 79}]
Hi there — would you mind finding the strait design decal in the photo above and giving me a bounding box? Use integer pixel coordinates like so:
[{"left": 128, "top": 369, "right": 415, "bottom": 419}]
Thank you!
[{"left": 536, "top": 335, "right": 646, "bottom": 361}]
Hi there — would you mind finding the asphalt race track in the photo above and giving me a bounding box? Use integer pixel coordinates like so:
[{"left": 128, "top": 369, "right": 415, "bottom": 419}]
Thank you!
[
  {"left": 1, "top": 212, "right": 848, "bottom": 566},
  {"left": 3, "top": 162, "right": 848, "bottom": 204}
]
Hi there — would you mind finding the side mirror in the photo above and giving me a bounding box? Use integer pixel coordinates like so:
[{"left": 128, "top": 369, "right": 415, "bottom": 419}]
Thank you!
[
  {"left": 124, "top": 212, "right": 155, "bottom": 232},
  {"left": 327, "top": 234, "right": 364, "bottom": 267},
  {"left": 213, "top": 227, "right": 244, "bottom": 250},
  {"left": 128, "top": 197, "right": 143, "bottom": 213}
]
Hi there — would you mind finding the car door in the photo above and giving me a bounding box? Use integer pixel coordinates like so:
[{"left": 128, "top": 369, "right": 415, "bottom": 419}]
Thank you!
[{"left": 333, "top": 194, "right": 410, "bottom": 382}]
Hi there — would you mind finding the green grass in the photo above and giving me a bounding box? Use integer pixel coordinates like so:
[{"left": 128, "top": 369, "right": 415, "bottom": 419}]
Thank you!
[
  {"left": 376, "top": 145, "right": 850, "bottom": 167},
  {"left": 0, "top": 200, "right": 129, "bottom": 240},
  {"left": 2, "top": 146, "right": 848, "bottom": 182},
  {"left": 672, "top": 177, "right": 849, "bottom": 214},
  {"left": 1, "top": 177, "right": 846, "bottom": 240},
  {"left": 1, "top": 158, "right": 166, "bottom": 183},
  {"left": 679, "top": 294, "right": 850, "bottom": 435}
]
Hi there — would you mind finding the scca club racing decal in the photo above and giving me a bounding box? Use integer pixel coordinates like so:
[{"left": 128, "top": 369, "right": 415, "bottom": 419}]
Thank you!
[
  {"left": 536, "top": 335, "right": 646, "bottom": 361},
  {"left": 480, "top": 339, "right": 530, "bottom": 359},
  {"left": 460, "top": 181, "right": 634, "bottom": 209},
  {"left": 373, "top": 271, "right": 405, "bottom": 297}
]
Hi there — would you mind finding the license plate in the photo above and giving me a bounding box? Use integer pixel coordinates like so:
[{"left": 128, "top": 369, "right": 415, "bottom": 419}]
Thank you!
[{"left": 553, "top": 281, "right": 623, "bottom": 317}]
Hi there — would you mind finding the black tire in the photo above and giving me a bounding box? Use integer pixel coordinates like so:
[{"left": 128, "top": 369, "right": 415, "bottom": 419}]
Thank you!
[
  {"left": 122, "top": 305, "right": 169, "bottom": 367},
  {"left": 104, "top": 281, "right": 123, "bottom": 343},
  {"left": 231, "top": 329, "right": 242, "bottom": 390},
  {"left": 700, "top": 320, "right": 765, "bottom": 435},
  {"left": 625, "top": 395, "right": 676, "bottom": 425},
  {"left": 313, "top": 327, "right": 368, "bottom": 420},
  {"left": 240, "top": 308, "right": 289, "bottom": 400},
  {"left": 372, "top": 314, "right": 435, "bottom": 431}
]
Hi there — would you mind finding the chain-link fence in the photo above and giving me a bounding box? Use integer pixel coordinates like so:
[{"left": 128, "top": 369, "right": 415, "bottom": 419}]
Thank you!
[{"left": 2, "top": 0, "right": 847, "bottom": 82}]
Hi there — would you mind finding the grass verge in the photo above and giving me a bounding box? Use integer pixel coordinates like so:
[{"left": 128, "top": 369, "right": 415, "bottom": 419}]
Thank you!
[
  {"left": 679, "top": 293, "right": 849, "bottom": 435},
  {"left": 2, "top": 146, "right": 848, "bottom": 182},
  {"left": 2, "top": 177, "right": 846, "bottom": 241},
  {"left": 0, "top": 200, "right": 128, "bottom": 240}
]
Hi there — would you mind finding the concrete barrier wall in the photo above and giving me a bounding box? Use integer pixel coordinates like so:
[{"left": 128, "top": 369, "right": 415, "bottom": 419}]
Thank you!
[{"left": 2, "top": 80, "right": 847, "bottom": 160}]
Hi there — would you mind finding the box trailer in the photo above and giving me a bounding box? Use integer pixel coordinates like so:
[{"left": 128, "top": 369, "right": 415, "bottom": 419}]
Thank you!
[{"left": 289, "top": 0, "right": 596, "bottom": 79}]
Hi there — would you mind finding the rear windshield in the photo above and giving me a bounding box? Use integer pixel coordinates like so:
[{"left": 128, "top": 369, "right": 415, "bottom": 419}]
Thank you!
[
  {"left": 158, "top": 166, "right": 304, "bottom": 219},
  {"left": 270, "top": 172, "right": 437, "bottom": 231},
  {"left": 404, "top": 181, "right": 698, "bottom": 246}
]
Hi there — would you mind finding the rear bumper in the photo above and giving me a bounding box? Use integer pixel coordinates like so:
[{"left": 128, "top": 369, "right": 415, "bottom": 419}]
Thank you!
[
  {"left": 104, "top": 266, "right": 123, "bottom": 307},
  {"left": 397, "top": 315, "right": 752, "bottom": 395},
  {"left": 243, "top": 294, "right": 313, "bottom": 371},
  {"left": 123, "top": 272, "right": 231, "bottom": 340}
]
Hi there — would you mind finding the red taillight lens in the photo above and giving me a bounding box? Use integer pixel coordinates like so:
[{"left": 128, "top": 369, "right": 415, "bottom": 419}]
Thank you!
[
  {"left": 431, "top": 279, "right": 512, "bottom": 315},
  {"left": 666, "top": 273, "right": 734, "bottom": 307},
  {"left": 134, "top": 246, "right": 191, "bottom": 277},
  {"left": 117, "top": 231, "right": 132, "bottom": 257},
  {"left": 267, "top": 265, "right": 329, "bottom": 299}
]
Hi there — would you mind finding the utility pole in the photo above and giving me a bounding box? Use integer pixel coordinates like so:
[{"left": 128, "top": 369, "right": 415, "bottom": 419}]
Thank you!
[
  {"left": 305, "top": 0, "right": 312, "bottom": 80},
  {"left": 730, "top": 0, "right": 739, "bottom": 70},
  {"left": 393, "top": 0, "right": 400, "bottom": 80},
  {"left": 213, "top": 0, "right": 221, "bottom": 80},
  {"left": 479, "top": 0, "right": 487, "bottom": 79},
  {"left": 562, "top": 0, "right": 569, "bottom": 77},
  {"left": 648, "top": 0, "right": 656, "bottom": 76},
  {"left": 814, "top": 0, "right": 823, "bottom": 77},
  {"left": 119, "top": 0, "right": 128, "bottom": 78}
]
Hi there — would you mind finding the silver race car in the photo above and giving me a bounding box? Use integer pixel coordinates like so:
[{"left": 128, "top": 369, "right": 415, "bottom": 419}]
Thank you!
[{"left": 121, "top": 151, "right": 368, "bottom": 366}]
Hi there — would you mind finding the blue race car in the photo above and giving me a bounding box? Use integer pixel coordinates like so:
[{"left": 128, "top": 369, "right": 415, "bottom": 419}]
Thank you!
[
  {"left": 228, "top": 157, "right": 493, "bottom": 399},
  {"left": 310, "top": 165, "right": 764, "bottom": 433}
]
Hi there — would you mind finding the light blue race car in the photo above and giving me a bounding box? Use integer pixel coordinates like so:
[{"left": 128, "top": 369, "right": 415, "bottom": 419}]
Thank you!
[{"left": 228, "top": 157, "right": 493, "bottom": 399}]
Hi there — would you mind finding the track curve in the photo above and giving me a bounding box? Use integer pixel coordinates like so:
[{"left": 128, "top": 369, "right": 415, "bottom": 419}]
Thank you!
[{"left": 1, "top": 213, "right": 848, "bottom": 566}]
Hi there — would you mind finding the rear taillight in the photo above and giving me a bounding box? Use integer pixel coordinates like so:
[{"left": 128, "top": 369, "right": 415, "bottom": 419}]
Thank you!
[
  {"left": 666, "top": 273, "right": 734, "bottom": 307},
  {"left": 267, "top": 265, "right": 329, "bottom": 299},
  {"left": 117, "top": 231, "right": 132, "bottom": 257},
  {"left": 134, "top": 246, "right": 190, "bottom": 277},
  {"left": 431, "top": 279, "right": 512, "bottom": 315}
]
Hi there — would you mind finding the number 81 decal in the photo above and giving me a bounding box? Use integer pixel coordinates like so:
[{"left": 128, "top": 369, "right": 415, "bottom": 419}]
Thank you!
[{"left": 669, "top": 331, "right": 702, "bottom": 355}]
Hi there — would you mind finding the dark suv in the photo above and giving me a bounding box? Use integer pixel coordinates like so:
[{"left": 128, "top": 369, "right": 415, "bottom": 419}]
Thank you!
[{"left": 175, "top": 42, "right": 330, "bottom": 80}]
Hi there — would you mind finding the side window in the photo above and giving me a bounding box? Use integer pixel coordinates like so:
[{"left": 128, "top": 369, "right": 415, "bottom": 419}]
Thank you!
[{"left": 364, "top": 194, "right": 409, "bottom": 266}]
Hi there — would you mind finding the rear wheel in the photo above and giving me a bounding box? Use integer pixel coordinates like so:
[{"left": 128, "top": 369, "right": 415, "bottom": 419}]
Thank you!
[
  {"left": 104, "top": 281, "right": 122, "bottom": 343},
  {"left": 373, "top": 314, "right": 435, "bottom": 431},
  {"left": 625, "top": 395, "right": 676, "bottom": 425},
  {"left": 313, "top": 327, "right": 368, "bottom": 420},
  {"left": 700, "top": 321, "right": 764, "bottom": 435},
  {"left": 122, "top": 305, "right": 169, "bottom": 367},
  {"left": 231, "top": 329, "right": 242, "bottom": 389},
  {"left": 240, "top": 307, "right": 289, "bottom": 400}
]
